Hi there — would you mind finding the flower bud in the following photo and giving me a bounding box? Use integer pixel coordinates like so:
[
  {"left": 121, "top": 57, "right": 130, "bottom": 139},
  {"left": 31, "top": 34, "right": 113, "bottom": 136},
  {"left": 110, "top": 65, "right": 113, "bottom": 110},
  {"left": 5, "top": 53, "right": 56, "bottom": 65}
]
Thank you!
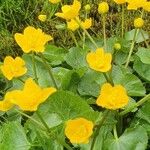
[
  {"left": 134, "top": 18, "right": 144, "bottom": 28},
  {"left": 98, "top": 2, "right": 109, "bottom": 14},
  {"left": 84, "top": 4, "right": 91, "bottom": 11},
  {"left": 38, "top": 15, "right": 47, "bottom": 22},
  {"left": 114, "top": 43, "right": 121, "bottom": 50}
]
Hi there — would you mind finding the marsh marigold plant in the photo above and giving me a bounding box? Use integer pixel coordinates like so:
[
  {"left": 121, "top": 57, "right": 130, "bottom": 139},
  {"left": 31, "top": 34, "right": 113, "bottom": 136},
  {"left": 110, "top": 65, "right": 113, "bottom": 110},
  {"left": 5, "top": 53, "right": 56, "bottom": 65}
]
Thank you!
[
  {"left": 65, "top": 118, "right": 94, "bottom": 144},
  {"left": 0, "top": 56, "right": 27, "bottom": 80},
  {"left": 9, "top": 78, "right": 56, "bottom": 111},
  {"left": 55, "top": 0, "right": 81, "bottom": 20},
  {"left": 14, "top": 26, "right": 53, "bottom": 53},
  {"left": 86, "top": 48, "right": 112, "bottom": 72},
  {"left": 96, "top": 83, "right": 129, "bottom": 110}
]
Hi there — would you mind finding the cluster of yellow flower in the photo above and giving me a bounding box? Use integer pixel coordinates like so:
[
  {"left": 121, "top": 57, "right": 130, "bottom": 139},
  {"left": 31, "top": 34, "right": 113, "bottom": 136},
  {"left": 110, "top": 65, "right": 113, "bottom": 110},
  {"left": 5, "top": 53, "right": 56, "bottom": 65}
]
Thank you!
[
  {"left": 0, "top": 26, "right": 56, "bottom": 112},
  {"left": 1, "top": 0, "right": 148, "bottom": 145}
]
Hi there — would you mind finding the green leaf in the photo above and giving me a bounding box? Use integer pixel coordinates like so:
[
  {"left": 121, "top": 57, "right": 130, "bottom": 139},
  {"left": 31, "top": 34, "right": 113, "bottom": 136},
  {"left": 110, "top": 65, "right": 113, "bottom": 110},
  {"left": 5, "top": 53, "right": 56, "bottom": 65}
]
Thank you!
[
  {"left": 0, "top": 121, "right": 30, "bottom": 150},
  {"left": 114, "top": 51, "right": 128, "bottom": 65},
  {"left": 65, "top": 47, "right": 88, "bottom": 69},
  {"left": 131, "top": 101, "right": 150, "bottom": 137},
  {"left": 136, "top": 47, "right": 150, "bottom": 64},
  {"left": 12, "top": 54, "right": 70, "bottom": 89},
  {"left": 38, "top": 91, "right": 99, "bottom": 123},
  {"left": 44, "top": 44, "right": 67, "bottom": 66},
  {"left": 104, "top": 126, "right": 148, "bottom": 150},
  {"left": 125, "top": 29, "right": 149, "bottom": 43},
  {"left": 133, "top": 57, "right": 150, "bottom": 82},
  {"left": 112, "top": 66, "right": 146, "bottom": 96},
  {"left": 106, "top": 37, "right": 118, "bottom": 53},
  {"left": 61, "top": 70, "right": 81, "bottom": 93},
  {"left": 78, "top": 70, "right": 106, "bottom": 97}
]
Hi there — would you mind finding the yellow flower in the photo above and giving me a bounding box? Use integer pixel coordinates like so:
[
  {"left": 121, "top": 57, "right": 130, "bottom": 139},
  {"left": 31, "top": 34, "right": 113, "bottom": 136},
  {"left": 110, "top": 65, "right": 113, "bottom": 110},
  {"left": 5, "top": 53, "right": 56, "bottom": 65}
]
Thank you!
[
  {"left": 134, "top": 18, "right": 144, "bottom": 28},
  {"left": 126, "top": 0, "right": 147, "bottom": 10},
  {"left": 0, "top": 56, "right": 27, "bottom": 80},
  {"left": 86, "top": 48, "right": 112, "bottom": 72},
  {"left": 65, "top": 118, "right": 94, "bottom": 144},
  {"left": 49, "top": 0, "right": 61, "bottom": 4},
  {"left": 98, "top": 2, "right": 109, "bottom": 14},
  {"left": 55, "top": 0, "right": 81, "bottom": 20},
  {"left": 9, "top": 78, "right": 57, "bottom": 111},
  {"left": 0, "top": 92, "right": 14, "bottom": 111},
  {"left": 96, "top": 83, "right": 129, "bottom": 110},
  {"left": 143, "top": 2, "right": 150, "bottom": 12},
  {"left": 81, "top": 18, "right": 92, "bottom": 29},
  {"left": 38, "top": 15, "right": 47, "bottom": 22},
  {"left": 113, "top": 0, "right": 126, "bottom": 4},
  {"left": 67, "top": 18, "right": 92, "bottom": 31},
  {"left": 14, "top": 26, "right": 53, "bottom": 53},
  {"left": 67, "top": 19, "right": 79, "bottom": 31}
]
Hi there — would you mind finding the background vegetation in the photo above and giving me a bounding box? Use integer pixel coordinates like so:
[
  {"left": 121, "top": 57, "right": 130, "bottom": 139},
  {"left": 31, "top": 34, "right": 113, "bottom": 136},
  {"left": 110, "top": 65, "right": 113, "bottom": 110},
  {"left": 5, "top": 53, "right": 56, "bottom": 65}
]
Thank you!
[{"left": 0, "top": 0, "right": 150, "bottom": 60}]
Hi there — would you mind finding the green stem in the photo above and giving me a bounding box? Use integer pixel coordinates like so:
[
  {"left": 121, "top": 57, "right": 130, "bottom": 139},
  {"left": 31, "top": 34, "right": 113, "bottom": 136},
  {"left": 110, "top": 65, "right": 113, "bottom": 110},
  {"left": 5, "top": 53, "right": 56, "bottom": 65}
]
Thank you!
[
  {"left": 83, "top": 30, "right": 86, "bottom": 49},
  {"left": 125, "top": 28, "right": 138, "bottom": 68},
  {"left": 16, "top": 109, "right": 45, "bottom": 130},
  {"left": 90, "top": 110, "right": 110, "bottom": 150},
  {"left": 69, "top": 31, "right": 79, "bottom": 47},
  {"left": 117, "top": 112, "right": 123, "bottom": 136},
  {"left": 121, "top": 5, "right": 125, "bottom": 38},
  {"left": 40, "top": 53, "right": 58, "bottom": 89},
  {"left": 32, "top": 52, "right": 38, "bottom": 83},
  {"left": 113, "top": 125, "right": 119, "bottom": 140},
  {"left": 56, "top": 138, "right": 73, "bottom": 150},
  {"left": 140, "top": 29, "right": 149, "bottom": 48},
  {"left": 103, "top": 73, "right": 114, "bottom": 85},
  {"left": 83, "top": 12, "right": 87, "bottom": 49},
  {"left": 120, "top": 93, "right": 150, "bottom": 116},
  {"left": 17, "top": 78, "right": 25, "bottom": 83},
  {"left": 36, "top": 111, "right": 51, "bottom": 133},
  {"left": 75, "top": 18, "right": 98, "bottom": 48},
  {"left": 102, "top": 14, "right": 107, "bottom": 50}
]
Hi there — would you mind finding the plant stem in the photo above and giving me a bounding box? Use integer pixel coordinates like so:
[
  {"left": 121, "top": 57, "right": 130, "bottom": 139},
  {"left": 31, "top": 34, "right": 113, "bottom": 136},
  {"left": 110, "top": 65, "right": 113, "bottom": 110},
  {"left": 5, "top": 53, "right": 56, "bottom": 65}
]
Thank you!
[
  {"left": 102, "top": 14, "right": 107, "bottom": 50},
  {"left": 113, "top": 125, "right": 119, "bottom": 140},
  {"left": 140, "top": 29, "right": 149, "bottom": 48},
  {"left": 17, "top": 78, "right": 25, "bottom": 83},
  {"left": 103, "top": 72, "right": 114, "bottom": 85},
  {"left": 36, "top": 111, "right": 51, "bottom": 133},
  {"left": 16, "top": 109, "right": 45, "bottom": 130},
  {"left": 125, "top": 28, "right": 138, "bottom": 68},
  {"left": 83, "top": 12, "right": 87, "bottom": 49},
  {"left": 120, "top": 93, "right": 150, "bottom": 116},
  {"left": 90, "top": 110, "right": 110, "bottom": 150},
  {"left": 121, "top": 4, "right": 125, "bottom": 38},
  {"left": 69, "top": 31, "right": 79, "bottom": 47},
  {"left": 32, "top": 52, "right": 38, "bottom": 83},
  {"left": 40, "top": 53, "right": 58, "bottom": 89},
  {"left": 75, "top": 18, "right": 98, "bottom": 48}
]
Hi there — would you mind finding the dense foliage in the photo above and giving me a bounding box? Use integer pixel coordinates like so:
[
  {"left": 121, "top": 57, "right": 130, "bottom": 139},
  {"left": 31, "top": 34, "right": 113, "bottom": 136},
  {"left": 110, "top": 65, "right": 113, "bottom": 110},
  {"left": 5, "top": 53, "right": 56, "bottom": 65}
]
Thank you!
[{"left": 0, "top": 0, "right": 150, "bottom": 150}]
